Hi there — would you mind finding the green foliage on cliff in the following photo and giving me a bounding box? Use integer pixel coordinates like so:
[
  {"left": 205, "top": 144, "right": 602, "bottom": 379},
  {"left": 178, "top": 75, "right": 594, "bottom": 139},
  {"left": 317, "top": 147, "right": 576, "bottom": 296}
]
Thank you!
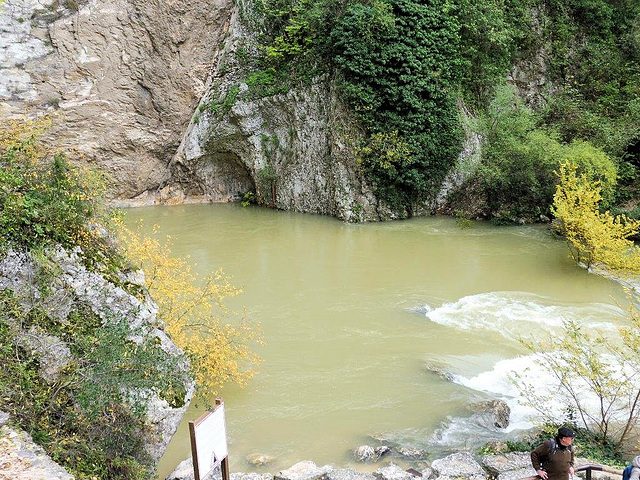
[
  {"left": 0, "top": 120, "right": 193, "bottom": 479},
  {"left": 331, "top": 0, "right": 463, "bottom": 213},
  {"left": 536, "top": 0, "right": 640, "bottom": 208},
  {"left": 0, "top": 119, "right": 125, "bottom": 275},
  {"left": 239, "top": 0, "right": 640, "bottom": 220},
  {"left": 470, "top": 85, "right": 618, "bottom": 222},
  {"left": 0, "top": 292, "right": 188, "bottom": 479}
]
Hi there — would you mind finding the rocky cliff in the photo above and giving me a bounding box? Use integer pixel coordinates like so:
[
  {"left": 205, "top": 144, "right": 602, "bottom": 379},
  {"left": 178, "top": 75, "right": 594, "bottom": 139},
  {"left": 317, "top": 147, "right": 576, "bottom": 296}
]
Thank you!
[
  {"left": 1, "top": 0, "right": 233, "bottom": 199},
  {"left": 169, "top": 7, "right": 387, "bottom": 221},
  {"left": 0, "top": 245, "right": 195, "bottom": 476},
  {"left": 1, "top": 0, "right": 481, "bottom": 220}
]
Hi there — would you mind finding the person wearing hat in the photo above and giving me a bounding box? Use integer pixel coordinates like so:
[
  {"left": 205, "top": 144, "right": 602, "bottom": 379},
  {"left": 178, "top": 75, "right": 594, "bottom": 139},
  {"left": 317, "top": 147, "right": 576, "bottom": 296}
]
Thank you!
[{"left": 531, "top": 427, "right": 576, "bottom": 480}]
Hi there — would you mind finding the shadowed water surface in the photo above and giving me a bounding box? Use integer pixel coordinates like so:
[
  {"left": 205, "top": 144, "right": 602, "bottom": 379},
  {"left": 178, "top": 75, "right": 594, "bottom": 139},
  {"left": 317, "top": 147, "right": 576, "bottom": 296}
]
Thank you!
[{"left": 121, "top": 203, "right": 626, "bottom": 479}]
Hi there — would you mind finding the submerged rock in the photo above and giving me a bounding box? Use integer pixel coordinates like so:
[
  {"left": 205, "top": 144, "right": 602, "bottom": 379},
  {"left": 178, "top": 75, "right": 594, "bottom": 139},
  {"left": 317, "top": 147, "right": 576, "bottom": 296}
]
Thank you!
[
  {"left": 424, "top": 362, "right": 456, "bottom": 382},
  {"left": 247, "top": 453, "right": 277, "bottom": 466},
  {"left": 353, "top": 445, "right": 391, "bottom": 462},
  {"left": 396, "top": 446, "right": 427, "bottom": 460}
]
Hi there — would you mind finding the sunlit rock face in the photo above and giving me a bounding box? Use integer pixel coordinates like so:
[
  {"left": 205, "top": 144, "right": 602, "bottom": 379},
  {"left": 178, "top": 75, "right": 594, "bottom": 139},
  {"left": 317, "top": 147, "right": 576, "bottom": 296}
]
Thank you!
[
  {"left": 0, "top": 0, "right": 233, "bottom": 199},
  {"left": 1, "top": 0, "right": 482, "bottom": 218}
]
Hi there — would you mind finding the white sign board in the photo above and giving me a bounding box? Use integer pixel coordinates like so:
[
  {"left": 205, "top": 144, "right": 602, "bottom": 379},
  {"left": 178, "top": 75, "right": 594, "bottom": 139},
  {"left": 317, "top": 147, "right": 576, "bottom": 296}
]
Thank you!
[{"left": 190, "top": 402, "right": 229, "bottom": 480}]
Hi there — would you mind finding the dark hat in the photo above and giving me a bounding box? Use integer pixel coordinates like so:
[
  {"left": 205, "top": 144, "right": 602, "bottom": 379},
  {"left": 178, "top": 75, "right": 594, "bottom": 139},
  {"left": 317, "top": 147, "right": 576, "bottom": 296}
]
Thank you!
[{"left": 557, "top": 427, "right": 576, "bottom": 438}]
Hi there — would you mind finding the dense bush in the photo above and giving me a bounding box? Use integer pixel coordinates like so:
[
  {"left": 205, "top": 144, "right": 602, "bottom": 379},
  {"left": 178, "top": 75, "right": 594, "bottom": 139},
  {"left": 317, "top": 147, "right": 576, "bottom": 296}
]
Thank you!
[
  {"left": 0, "top": 119, "right": 122, "bottom": 274},
  {"left": 469, "top": 85, "right": 618, "bottom": 222},
  {"left": 331, "top": 0, "right": 463, "bottom": 214},
  {"left": 479, "top": 423, "right": 626, "bottom": 467},
  {"left": 552, "top": 162, "right": 639, "bottom": 273},
  {"left": 238, "top": 0, "right": 337, "bottom": 87},
  {"left": 456, "top": 0, "right": 536, "bottom": 107}
]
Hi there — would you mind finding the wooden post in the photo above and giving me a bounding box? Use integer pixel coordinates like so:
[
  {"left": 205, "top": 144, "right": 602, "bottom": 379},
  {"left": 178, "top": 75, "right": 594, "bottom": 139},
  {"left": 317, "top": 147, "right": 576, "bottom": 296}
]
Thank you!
[
  {"left": 189, "top": 419, "right": 202, "bottom": 480},
  {"left": 221, "top": 456, "right": 231, "bottom": 480},
  {"left": 216, "top": 398, "right": 231, "bottom": 480}
]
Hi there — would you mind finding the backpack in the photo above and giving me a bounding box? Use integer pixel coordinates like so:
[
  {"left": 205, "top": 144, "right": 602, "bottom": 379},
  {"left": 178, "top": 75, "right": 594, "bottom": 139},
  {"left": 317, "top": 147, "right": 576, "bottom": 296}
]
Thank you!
[
  {"left": 622, "top": 465, "right": 634, "bottom": 480},
  {"left": 547, "top": 438, "right": 573, "bottom": 456}
]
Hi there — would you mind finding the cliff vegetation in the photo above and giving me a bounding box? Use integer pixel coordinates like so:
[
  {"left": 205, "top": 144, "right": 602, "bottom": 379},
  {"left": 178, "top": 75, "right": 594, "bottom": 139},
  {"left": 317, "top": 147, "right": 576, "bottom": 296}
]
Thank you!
[
  {"left": 0, "top": 119, "right": 261, "bottom": 479},
  {"left": 231, "top": 0, "right": 640, "bottom": 222}
]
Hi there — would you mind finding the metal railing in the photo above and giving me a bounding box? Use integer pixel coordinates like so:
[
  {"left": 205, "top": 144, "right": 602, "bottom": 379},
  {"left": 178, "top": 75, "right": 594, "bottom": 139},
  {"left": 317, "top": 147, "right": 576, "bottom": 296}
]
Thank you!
[
  {"left": 576, "top": 464, "right": 624, "bottom": 480},
  {"left": 522, "top": 465, "right": 624, "bottom": 480}
]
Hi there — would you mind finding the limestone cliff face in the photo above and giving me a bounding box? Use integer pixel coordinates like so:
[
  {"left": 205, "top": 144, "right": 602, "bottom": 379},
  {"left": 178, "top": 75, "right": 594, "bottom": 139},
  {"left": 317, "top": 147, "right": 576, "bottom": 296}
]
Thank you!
[
  {"left": 1, "top": 0, "right": 481, "bottom": 219},
  {"left": 1, "top": 0, "right": 232, "bottom": 198},
  {"left": 169, "top": 9, "right": 388, "bottom": 222}
]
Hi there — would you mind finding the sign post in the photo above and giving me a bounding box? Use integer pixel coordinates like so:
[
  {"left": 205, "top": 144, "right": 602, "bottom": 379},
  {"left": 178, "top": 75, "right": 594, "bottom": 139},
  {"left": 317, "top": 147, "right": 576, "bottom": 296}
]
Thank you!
[{"left": 189, "top": 398, "right": 230, "bottom": 480}]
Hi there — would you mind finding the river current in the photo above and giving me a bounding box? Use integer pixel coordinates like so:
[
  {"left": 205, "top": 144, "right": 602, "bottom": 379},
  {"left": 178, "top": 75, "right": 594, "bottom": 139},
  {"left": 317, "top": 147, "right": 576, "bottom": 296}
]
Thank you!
[{"left": 121, "top": 203, "right": 626, "bottom": 479}]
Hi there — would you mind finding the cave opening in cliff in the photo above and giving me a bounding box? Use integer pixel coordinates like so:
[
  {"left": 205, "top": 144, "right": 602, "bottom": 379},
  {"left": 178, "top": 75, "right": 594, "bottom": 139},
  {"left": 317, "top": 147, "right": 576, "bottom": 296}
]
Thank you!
[{"left": 202, "top": 152, "right": 255, "bottom": 203}]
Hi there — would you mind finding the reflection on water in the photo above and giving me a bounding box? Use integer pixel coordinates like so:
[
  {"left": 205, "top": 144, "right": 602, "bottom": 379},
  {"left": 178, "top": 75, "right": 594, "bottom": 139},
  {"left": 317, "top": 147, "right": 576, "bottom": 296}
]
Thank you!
[{"left": 121, "top": 203, "right": 626, "bottom": 479}]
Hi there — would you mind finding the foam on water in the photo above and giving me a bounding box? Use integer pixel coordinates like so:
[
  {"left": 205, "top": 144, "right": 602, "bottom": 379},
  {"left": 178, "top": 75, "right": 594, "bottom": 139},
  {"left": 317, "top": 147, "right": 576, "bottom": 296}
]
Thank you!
[
  {"left": 453, "top": 354, "right": 556, "bottom": 430},
  {"left": 422, "top": 292, "right": 629, "bottom": 449},
  {"left": 423, "top": 291, "right": 622, "bottom": 341}
]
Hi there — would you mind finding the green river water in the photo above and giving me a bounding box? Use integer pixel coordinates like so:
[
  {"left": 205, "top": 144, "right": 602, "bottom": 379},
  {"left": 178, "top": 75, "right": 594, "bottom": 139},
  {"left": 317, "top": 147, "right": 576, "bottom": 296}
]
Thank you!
[{"left": 121, "top": 203, "right": 627, "bottom": 479}]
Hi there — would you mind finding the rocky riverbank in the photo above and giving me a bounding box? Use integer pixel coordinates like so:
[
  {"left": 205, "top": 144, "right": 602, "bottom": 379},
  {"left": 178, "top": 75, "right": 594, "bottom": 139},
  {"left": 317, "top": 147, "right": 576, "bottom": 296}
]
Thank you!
[{"left": 165, "top": 452, "right": 620, "bottom": 480}]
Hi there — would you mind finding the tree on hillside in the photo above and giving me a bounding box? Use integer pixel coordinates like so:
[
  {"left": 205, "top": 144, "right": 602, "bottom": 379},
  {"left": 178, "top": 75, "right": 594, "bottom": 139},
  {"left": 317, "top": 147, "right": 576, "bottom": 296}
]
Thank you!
[{"left": 118, "top": 223, "right": 263, "bottom": 401}]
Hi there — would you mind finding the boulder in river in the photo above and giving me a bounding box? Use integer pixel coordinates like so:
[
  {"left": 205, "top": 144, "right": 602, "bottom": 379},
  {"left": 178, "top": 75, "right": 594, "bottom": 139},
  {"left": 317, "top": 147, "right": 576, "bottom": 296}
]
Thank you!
[
  {"left": 353, "top": 445, "right": 391, "bottom": 462},
  {"left": 396, "top": 446, "right": 427, "bottom": 460},
  {"left": 468, "top": 399, "right": 511, "bottom": 429}
]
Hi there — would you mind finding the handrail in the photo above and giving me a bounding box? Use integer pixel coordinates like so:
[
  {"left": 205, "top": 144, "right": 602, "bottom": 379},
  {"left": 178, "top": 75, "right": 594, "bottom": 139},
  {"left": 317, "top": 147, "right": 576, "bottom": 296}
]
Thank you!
[
  {"left": 520, "top": 464, "right": 624, "bottom": 480},
  {"left": 576, "top": 464, "right": 624, "bottom": 480}
]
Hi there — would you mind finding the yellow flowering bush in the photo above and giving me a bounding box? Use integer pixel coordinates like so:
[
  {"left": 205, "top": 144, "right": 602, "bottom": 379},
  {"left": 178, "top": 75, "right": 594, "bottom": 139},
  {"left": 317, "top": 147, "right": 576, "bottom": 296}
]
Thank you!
[{"left": 118, "top": 222, "right": 263, "bottom": 400}]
